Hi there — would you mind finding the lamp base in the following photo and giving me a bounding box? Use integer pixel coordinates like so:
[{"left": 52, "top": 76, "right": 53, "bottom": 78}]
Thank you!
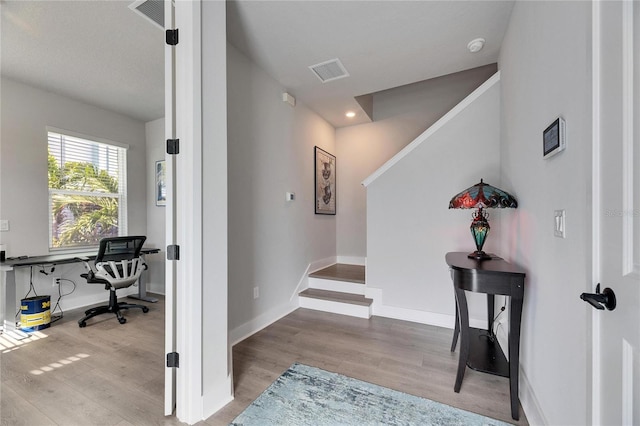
[{"left": 468, "top": 250, "right": 492, "bottom": 260}]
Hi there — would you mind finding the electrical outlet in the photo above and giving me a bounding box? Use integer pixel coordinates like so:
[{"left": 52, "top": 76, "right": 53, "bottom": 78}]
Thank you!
[
  {"left": 53, "top": 277, "right": 61, "bottom": 287},
  {"left": 253, "top": 286, "right": 259, "bottom": 299}
]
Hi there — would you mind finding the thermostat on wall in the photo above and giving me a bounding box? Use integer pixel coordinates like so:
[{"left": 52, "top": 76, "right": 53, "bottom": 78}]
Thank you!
[{"left": 543, "top": 117, "right": 566, "bottom": 159}]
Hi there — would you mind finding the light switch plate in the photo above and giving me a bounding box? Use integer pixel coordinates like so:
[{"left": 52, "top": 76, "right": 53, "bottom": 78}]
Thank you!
[
  {"left": 554, "top": 210, "right": 566, "bottom": 238},
  {"left": 0, "top": 220, "right": 8, "bottom": 232}
]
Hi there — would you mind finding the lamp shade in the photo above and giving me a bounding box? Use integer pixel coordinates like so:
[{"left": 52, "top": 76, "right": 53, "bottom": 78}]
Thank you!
[
  {"left": 448, "top": 179, "right": 518, "bottom": 210},
  {"left": 449, "top": 179, "right": 517, "bottom": 260}
]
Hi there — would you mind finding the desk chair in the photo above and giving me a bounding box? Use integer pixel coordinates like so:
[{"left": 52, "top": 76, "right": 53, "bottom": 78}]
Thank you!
[{"left": 78, "top": 236, "right": 149, "bottom": 327}]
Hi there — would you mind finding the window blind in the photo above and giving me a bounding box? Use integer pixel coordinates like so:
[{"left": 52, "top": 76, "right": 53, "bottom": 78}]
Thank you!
[{"left": 47, "top": 131, "right": 127, "bottom": 249}]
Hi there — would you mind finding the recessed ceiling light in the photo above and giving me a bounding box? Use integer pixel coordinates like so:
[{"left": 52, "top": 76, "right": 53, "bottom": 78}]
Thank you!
[
  {"left": 346, "top": 111, "right": 356, "bottom": 118},
  {"left": 467, "top": 38, "right": 485, "bottom": 53}
]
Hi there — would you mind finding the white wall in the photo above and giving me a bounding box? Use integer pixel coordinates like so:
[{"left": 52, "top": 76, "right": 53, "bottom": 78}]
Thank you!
[
  {"left": 498, "top": 2, "right": 592, "bottom": 425},
  {"left": 336, "top": 64, "right": 497, "bottom": 258},
  {"left": 145, "top": 117, "right": 166, "bottom": 294},
  {"left": 227, "top": 44, "right": 336, "bottom": 337},
  {"left": 0, "top": 78, "right": 148, "bottom": 311},
  {"left": 365, "top": 77, "right": 502, "bottom": 326}
]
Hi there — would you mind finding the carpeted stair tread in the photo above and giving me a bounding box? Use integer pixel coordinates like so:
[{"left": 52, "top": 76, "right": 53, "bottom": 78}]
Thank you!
[
  {"left": 299, "top": 288, "right": 372, "bottom": 306},
  {"left": 309, "top": 264, "right": 365, "bottom": 284}
]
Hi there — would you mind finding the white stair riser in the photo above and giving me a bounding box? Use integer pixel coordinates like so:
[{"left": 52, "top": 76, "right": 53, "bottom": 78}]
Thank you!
[
  {"left": 308, "top": 277, "right": 366, "bottom": 295},
  {"left": 299, "top": 296, "right": 371, "bottom": 319}
]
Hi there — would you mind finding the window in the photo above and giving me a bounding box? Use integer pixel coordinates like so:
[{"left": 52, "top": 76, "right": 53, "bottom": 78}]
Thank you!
[{"left": 47, "top": 130, "right": 127, "bottom": 250}]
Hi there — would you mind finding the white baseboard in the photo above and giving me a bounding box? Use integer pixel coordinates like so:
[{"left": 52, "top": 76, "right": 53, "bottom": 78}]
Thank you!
[
  {"left": 202, "top": 376, "right": 234, "bottom": 421},
  {"left": 231, "top": 256, "right": 342, "bottom": 346},
  {"left": 58, "top": 287, "right": 138, "bottom": 313},
  {"left": 519, "top": 366, "right": 547, "bottom": 425},
  {"left": 365, "top": 287, "right": 487, "bottom": 330},
  {"left": 230, "top": 300, "right": 298, "bottom": 346},
  {"left": 310, "top": 256, "right": 339, "bottom": 273},
  {"left": 336, "top": 256, "right": 366, "bottom": 266},
  {"left": 148, "top": 283, "right": 165, "bottom": 295},
  {"left": 367, "top": 285, "right": 542, "bottom": 425}
]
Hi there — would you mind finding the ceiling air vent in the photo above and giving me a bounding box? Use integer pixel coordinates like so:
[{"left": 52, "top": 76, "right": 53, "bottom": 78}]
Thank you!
[
  {"left": 309, "top": 58, "right": 350, "bottom": 83},
  {"left": 129, "top": 0, "right": 164, "bottom": 30}
]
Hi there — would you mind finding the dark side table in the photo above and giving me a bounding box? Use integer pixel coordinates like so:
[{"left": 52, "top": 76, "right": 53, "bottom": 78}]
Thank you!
[{"left": 445, "top": 252, "right": 525, "bottom": 421}]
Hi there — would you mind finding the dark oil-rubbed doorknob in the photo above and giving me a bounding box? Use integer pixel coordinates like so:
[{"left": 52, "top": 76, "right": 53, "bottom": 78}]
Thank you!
[{"left": 580, "top": 283, "right": 616, "bottom": 311}]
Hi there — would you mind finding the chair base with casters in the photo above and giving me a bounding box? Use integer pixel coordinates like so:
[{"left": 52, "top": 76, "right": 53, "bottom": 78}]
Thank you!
[
  {"left": 78, "top": 236, "right": 150, "bottom": 328},
  {"left": 78, "top": 286, "right": 149, "bottom": 327}
]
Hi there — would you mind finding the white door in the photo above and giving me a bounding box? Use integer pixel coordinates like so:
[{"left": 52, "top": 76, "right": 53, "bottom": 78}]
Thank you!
[
  {"left": 592, "top": 1, "right": 640, "bottom": 424},
  {"left": 164, "top": 0, "right": 177, "bottom": 416}
]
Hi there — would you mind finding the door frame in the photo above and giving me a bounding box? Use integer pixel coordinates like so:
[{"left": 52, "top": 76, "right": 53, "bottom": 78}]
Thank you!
[
  {"left": 174, "top": 0, "right": 205, "bottom": 423},
  {"left": 591, "top": 1, "right": 638, "bottom": 423},
  {"left": 165, "top": 0, "right": 206, "bottom": 422},
  {"left": 590, "top": 1, "right": 602, "bottom": 423}
]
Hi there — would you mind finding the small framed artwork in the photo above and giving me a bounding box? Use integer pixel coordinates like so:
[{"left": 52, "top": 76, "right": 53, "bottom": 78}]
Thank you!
[
  {"left": 155, "top": 160, "right": 166, "bottom": 206},
  {"left": 314, "top": 146, "right": 336, "bottom": 215}
]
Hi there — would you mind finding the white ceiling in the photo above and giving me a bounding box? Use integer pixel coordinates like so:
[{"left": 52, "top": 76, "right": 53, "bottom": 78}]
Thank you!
[
  {"left": 1, "top": 0, "right": 514, "bottom": 127},
  {"left": 1, "top": 0, "right": 165, "bottom": 122},
  {"left": 227, "top": 0, "right": 514, "bottom": 127}
]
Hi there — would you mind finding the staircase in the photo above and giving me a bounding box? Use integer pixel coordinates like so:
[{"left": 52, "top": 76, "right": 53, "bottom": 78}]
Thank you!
[{"left": 298, "top": 264, "right": 373, "bottom": 318}]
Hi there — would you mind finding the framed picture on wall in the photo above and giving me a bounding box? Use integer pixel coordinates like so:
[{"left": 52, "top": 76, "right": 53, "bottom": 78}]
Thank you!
[
  {"left": 155, "top": 160, "right": 166, "bottom": 206},
  {"left": 314, "top": 146, "right": 336, "bottom": 215}
]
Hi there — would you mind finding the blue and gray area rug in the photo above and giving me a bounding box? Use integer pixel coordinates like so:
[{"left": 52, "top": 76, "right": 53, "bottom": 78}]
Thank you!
[{"left": 230, "top": 363, "right": 511, "bottom": 426}]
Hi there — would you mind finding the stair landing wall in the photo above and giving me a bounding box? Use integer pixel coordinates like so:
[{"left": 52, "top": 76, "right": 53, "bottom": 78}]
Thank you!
[{"left": 364, "top": 75, "right": 502, "bottom": 326}]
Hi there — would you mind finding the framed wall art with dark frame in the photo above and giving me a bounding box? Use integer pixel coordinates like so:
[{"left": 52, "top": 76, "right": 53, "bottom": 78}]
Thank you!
[
  {"left": 314, "top": 146, "right": 336, "bottom": 215},
  {"left": 155, "top": 160, "right": 166, "bottom": 207}
]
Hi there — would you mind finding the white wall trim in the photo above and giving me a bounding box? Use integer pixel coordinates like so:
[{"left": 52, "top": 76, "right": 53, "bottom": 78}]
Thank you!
[
  {"left": 202, "top": 393, "right": 234, "bottom": 422},
  {"left": 591, "top": 1, "right": 602, "bottom": 424},
  {"left": 362, "top": 71, "right": 501, "bottom": 187},
  {"left": 365, "top": 287, "right": 486, "bottom": 330},
  {"left": 336, "top": 256, "right": 366, "bottom": 266},
  {"left": 174, "top": 0, "right": 206, "bottom": 423},
  {"left": 621, "top": 0, "right": 639, "bottom": 278},
  {"left": 308, "top": 256, "right": 338, "bottom": 274},
  {"left": 291, "top": 256, "right": 337, "bottom": 302},
  {"left": 230, "top": 257, "right": 336, "bottom": 346},
  {"left": 62, "top": 287, "right": 137, "bottom": 312},
  {"left": 519, "top": 366, "right": 548, "bottom": 426},
  {"left": 163, "top": 0, "right": 177, "bottom": 416},
  {"left": 229, "top": 301, "right": 298, "bottom": 346}
]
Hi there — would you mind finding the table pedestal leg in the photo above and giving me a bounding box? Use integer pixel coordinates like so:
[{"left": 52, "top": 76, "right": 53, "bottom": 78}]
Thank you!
[
  {"left": 451, "top": 302, "right": 459, "bottom": 352},
  {"left": 454, "top": 287, "right": 469, "bottom": 393}
]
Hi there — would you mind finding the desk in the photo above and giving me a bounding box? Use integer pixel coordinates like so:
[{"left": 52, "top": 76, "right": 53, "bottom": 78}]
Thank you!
[
  {"left": 446, "top": 252, "right": 525, "bottom": 421},
  {"left": 0, "top": 248, "right": 160, "bottom": 335}
]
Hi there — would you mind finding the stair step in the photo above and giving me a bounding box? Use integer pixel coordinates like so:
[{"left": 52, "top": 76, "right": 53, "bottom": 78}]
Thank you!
[
  {"left": 299, "top": 288, "right": 372, "bottom": 319},
  {"left": 309, "top": 277, "right": 366, "bottom": 295},
  {"left": 309, "top": 264, "right": 365, "bottom": 284},
  {"left": 300, "top": 288, "right": 372, "bottom": 305}
]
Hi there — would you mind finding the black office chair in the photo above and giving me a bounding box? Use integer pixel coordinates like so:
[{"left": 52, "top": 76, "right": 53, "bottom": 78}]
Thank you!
[{"left": 78, "top": 236, "right": 149, "bottom": 327}]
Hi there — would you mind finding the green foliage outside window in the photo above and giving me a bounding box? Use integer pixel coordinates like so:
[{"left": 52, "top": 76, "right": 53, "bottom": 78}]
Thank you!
[{"left": 48, "top": 153, "right": 120, "bottom": 248}]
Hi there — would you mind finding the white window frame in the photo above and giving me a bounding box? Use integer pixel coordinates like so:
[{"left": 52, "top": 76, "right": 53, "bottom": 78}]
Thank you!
[{"left": 47, "top": 127, "right": 129, "bottom": 251}]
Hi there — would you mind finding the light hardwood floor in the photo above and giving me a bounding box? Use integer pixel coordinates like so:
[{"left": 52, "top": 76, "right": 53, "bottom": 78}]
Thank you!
[
  {"left": 208, "top": 308, "right": 528, "bottom": 426},
  {"left": 1, "top": 296, "right": 528, "bottom": 425},
  {"left": 0, "top": 294, "right": 182, "bottom": 426}
]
